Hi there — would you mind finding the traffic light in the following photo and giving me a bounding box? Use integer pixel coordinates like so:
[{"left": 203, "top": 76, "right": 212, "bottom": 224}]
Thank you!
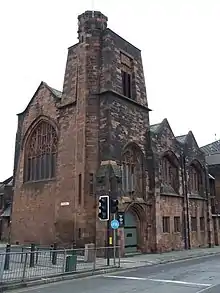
[
  {"left": 110, "top": 199, "right": 119, "bottom": 214},
  {"left": 98, "top": 195, "right": 109, "bottom": 221}
]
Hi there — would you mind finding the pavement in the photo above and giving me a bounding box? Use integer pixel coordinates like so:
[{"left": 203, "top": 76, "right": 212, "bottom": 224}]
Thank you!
[
  {"left": 8, "top": 254, "right": 220, "bottom": 293},
  {"left": 119, "top": 246, "right": 220, "bottom": 268},
  {"left": 1, "top": 245, "right": 220, "bottom": 291}
]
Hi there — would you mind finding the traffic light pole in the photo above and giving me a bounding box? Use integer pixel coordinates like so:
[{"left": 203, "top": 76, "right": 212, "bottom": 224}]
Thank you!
[
  {"left": 113, "top": 213, "right": 116, "bottom": 266},
  {"left": 107, "top": 217, "right": 110, "bottom": 266}
]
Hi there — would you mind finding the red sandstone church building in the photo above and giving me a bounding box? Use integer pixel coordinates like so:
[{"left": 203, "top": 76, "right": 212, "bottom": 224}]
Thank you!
[{"left": 10, "top": 10, "right": 215, "bottom": 254}]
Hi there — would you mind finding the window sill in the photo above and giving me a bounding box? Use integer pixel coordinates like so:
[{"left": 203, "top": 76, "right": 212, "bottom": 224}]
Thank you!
[
  {"left": 173, "top": 232, "right": 181, "bottom": 234},
  {"left": 162, "top": 232, "right": 170, "bottom": 235},
  {"left": 189, "top": 194, "right": 206, "bottom": 200},
  {"left": 161, "top": 192, "right": 183, "bottom": 198},
  {"left": 98, "top": 89, "right": 151, "bottom": 111},
  {"left": 23, "top": 178, "right": 56, "bottom": 185}
]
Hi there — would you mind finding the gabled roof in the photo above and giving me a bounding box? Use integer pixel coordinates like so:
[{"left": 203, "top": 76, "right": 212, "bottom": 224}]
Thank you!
[
  {"left": 150, "top": 120, "right": 200, "bottom": 151},
  {"left": 175, "top": 131, "right": 199, "bottom": 149},
  {"left": 18, "top": 81, "right": 62, "bottom": 115},
  {"left": 150, "top": 118, "right": 174, "bottom": 135},
  {"left": 200, "top": 140, "right": 220, "bottom": 155},
  {"left": 187, "top": 131, "right": 200, "bottom": 149}
]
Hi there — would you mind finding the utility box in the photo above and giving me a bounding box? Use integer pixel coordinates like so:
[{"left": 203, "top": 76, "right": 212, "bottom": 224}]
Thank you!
[
  {"left": 65, "top": 255, "right": 77, "bottom": 272},
  {"left": 84, "top": 243, "right": 95, "bottom": 262}
]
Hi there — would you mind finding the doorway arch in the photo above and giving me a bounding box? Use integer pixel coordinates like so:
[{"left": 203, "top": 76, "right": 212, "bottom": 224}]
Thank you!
[
  {"left": 124, "top": 211, "right": 137, "bottom": 253},
  {"left": 124, "top": 203, "right": 146, "bottom": 254}
]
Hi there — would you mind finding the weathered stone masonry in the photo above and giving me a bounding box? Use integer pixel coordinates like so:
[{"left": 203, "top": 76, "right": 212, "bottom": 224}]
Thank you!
[{"left": 10, "top": 10, "right": 213, "bottom": 253}]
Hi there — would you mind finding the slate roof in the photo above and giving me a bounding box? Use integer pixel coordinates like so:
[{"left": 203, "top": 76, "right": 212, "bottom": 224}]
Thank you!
[
  {"left": 176, "top": 134, "right": 187, "bottom": 144},
  {"left": 150, "top": 123, "right": 161, "bottom": 133},
  {"left": 150, "top": 121, "right": 200, "bottom": 149},
  {"left": 1, "top": 176, "right": 13, "bottom": 186},
  {"left": 0, "top": 183, "right": 4, "bottom": 195},
  {"left": 200, "top": 140, "right": 220, "bottom": 155},
  {"left": 44, "top": 83, "right": 62, "bottom": 99},
  {"left": 0, "top": 206, "right": 11, "bottom": 218}
]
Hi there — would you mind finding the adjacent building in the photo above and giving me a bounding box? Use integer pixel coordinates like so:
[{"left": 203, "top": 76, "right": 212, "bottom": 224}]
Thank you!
[
  {"left": 0, "top": 176, "right": 13, "bottom": 241},
  {"left": 10, "top": 10, "right": 213, "bottom": 254},
  {"left": 201, "top": 140, "right": 220, "bottom": 245}
]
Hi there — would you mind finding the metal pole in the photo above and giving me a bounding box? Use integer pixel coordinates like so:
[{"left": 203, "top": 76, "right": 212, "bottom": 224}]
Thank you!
[
  {"left": 183, "top": 153, "right": 191, "bottom": 249},
  {"left": 106, "top": 164, "right": 111, "bottom": 266},
  {"left": 181, "top": 153, "right": 188, "bottom": 250},
  {"left": 204, "top": 166, "right": 212, "bottom": 248},
  {"left": 4, "top": 244, "right": 11, "bottom": 270},
  {"left": 107, "top": 218, "right": 110, "bottom": 266},
  {"left": 113, "top": 213, "right": 116, "bottom": 266}
]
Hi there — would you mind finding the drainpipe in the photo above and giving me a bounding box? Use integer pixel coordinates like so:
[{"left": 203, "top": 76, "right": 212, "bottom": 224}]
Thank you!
[
  {"left": 181, "top": 153, "right": 188, "bottom": 250},
  {"left": 182, "top": 153, "right": 191, "bottom": 249},
  {"left": 204, "top": 166, "right": 212, "bottom": 248}
]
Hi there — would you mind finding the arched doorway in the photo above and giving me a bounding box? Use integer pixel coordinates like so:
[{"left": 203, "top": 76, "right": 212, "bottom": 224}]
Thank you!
[{"left": 124, "top": 211, "right": 138, "bottom": 253}]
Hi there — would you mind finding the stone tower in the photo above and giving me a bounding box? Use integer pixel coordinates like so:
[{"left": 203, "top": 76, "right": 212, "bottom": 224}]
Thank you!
[{"left": 11, "top": 10, "right": 151, "bottom": 250}]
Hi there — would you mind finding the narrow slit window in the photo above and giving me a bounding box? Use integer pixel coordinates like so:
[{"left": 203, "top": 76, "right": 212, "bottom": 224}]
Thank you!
[
  {"left": 89, "top": 173, "right": 94, "bottom": 196},
  {"left": 78, "top": 174, "right": 82, "bottom": 205}
]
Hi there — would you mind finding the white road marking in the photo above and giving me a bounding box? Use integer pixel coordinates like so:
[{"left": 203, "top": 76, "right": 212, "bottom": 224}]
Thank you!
[
  {"left": 196, "top": 284, "right": 218, "bottom": 292},
  {"left": 105, "top": 275, "right": 212, "bottom": 287},
  {"left": 147, "top": 278, "right": 212, "bottom": 287},
  {"left": 105, "top": 275, "right": 147, "bottom": 280}
]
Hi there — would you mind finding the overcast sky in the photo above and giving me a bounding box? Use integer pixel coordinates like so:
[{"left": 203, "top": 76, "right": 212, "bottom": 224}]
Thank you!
[{"left": 0, "top": 0, "right": 219, "bottom": 181}]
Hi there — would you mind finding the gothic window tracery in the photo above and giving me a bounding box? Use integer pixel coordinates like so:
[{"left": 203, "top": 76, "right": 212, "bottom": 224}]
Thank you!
[
  {"left": 24, "top": 121, "right": 58, "bottom": 182},
  {"left": 189, "top": 162, "right": 202, "bottom": 195},
  {"left": 161, "top": 153, "right": 179, "bottom": 194},
  {"left": 121, "top": 145, "right": 144, "bottom": 197}
]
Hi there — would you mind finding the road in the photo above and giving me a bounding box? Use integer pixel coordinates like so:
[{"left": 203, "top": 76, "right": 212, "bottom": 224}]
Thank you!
[{"left": 9, "top": 254, "right": 220, "bottom": 293}]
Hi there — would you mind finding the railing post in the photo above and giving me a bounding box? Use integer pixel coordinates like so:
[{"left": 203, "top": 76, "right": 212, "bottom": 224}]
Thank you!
[
  {"left": 52, "top": 243, "right": 57, "bottom": 265},
  {"left": 118, "top": 246, "right": 121, "bottom": 268},
  {"left": 93, "top": 247, "right": 97, "bottom": 272},
  {"left": 29, "top": 243, "right": 35, "bottom": 268},
  {"left": 21, "top": 247, "right": 24, "bottom": 263},
  {"left": 22, "top": 253, "right": 28, "bottom": 282},
  {"left": 62, "top": 249, "right": 67, "bottom": 273},
  {"left": 4, "top": 244, "right": 11, "bottom": 271},
  {"left": 50, "top": 244, "right": 53, "bottom": 260},
  {"left": 36, "top": 247, "right": 39, "bottom": 264}
]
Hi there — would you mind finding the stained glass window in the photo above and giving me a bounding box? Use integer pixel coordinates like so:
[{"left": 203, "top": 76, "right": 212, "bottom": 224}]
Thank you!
[{"left": 24, "top": 121, "right": 57, "bottom": 182}]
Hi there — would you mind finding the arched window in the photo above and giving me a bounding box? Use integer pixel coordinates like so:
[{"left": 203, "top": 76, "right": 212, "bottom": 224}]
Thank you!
[
  {"left": 121, "top": 144, "right": 144, "bottom": 197},
  {"left": 161, "top": 153, "right": 179, "bottom": 193},
  {"left": 24, "top": 121, "right": 58, "bottom": 182},
  {"left": 189, "top": 162, "right": 202, "bottom": 195}
]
